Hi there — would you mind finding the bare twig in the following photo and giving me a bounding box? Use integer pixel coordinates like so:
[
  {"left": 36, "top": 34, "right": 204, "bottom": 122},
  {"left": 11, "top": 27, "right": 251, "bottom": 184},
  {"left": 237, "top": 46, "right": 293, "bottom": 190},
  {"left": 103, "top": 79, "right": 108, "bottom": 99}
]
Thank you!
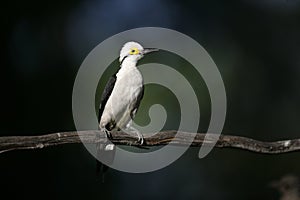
[{"left": 0, "top": 130, "right": 300, "bottom": 154}]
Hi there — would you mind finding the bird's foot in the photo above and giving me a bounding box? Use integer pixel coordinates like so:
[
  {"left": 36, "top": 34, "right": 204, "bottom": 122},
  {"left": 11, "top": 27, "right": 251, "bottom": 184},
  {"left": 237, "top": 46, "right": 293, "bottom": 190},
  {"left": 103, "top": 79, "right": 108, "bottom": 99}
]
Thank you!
[
  {"left": 100, "top": 129, "right": 115, "bottom": 151},
  {"left": 137, "top": 132, "right": 144, "bottom": 145},
  {"left": 124, "top": 126, "right": 148, "bottom": 148},
  {"left": 134, "top": 131, "right": 149, "bottom": 149},
  {"left": 102, "top": 128, "right": 113, "bottom": 140},
  {"left": 106, "top": 131, "right": 113, "bottom": 140}
]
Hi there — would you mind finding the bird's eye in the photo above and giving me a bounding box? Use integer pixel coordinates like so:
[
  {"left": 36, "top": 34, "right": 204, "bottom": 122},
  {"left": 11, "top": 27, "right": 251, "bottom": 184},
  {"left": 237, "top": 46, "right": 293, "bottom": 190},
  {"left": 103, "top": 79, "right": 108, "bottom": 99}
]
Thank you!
[{"left": 130, "top": 48, "right": 139, "bottom": 55}]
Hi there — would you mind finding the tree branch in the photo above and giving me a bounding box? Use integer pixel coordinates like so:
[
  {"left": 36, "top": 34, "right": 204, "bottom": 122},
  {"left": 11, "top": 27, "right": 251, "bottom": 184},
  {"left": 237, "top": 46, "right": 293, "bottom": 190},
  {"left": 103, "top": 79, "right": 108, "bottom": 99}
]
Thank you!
[{"left": 0, "top": 130, "right": 300, "bottom": 154}]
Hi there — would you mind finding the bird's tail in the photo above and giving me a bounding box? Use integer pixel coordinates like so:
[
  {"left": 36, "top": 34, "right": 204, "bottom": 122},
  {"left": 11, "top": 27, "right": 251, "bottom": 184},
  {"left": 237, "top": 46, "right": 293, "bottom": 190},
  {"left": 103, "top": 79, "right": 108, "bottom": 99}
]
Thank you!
[{"left": 96, "top": 142, "right": 116, "bottom": 182}]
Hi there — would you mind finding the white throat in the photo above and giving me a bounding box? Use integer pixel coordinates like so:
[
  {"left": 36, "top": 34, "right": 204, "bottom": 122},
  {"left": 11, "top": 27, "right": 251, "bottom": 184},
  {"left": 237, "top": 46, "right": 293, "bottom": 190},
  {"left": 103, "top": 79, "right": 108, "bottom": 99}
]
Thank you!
[{"left": 120, "top": 56, "right": 140, "bottom": 68}]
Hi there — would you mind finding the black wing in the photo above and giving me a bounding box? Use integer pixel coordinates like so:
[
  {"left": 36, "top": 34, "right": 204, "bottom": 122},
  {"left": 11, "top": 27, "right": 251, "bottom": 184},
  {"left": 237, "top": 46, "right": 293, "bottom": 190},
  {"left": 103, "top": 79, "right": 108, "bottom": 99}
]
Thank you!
[
  {"left": 96, "top": 72, "right": 117, "bottom": 180},
  {"left": 98, "top": 73, "right": 117, "bottom": 122}
]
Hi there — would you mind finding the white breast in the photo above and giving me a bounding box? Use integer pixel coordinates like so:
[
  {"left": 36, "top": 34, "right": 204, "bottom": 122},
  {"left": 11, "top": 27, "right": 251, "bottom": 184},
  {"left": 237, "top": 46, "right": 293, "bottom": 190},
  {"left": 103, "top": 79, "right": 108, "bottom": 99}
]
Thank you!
[{"left": 100, "top": 64, "right": 143, "bottom": 130}]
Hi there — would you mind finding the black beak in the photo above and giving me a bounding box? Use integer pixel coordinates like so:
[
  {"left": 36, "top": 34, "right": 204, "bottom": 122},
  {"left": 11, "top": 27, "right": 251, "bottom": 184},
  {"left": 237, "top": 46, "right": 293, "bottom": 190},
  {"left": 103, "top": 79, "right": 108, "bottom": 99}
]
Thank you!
[{"left": 142, "top": 48, "right": 159, "bottom": 55}]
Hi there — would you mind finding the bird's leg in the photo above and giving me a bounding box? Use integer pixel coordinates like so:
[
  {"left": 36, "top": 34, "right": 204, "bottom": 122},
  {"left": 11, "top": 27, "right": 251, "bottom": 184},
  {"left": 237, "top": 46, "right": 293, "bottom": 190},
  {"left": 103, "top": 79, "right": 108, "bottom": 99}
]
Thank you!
[
  {"left": 99, "top": 127, "right": 115, "bottom": 151},
  {"left": 125, "top": 124, "right": 144, "bottom": 145},
  {"left": 133, "top": 127, "right": 144, "bottom": 145},
  {"left": 105, "top": 129, "right": 113, "bottom": 140},
  {"left": 100, "top": 124, "right": 113, "bottom": 140}
]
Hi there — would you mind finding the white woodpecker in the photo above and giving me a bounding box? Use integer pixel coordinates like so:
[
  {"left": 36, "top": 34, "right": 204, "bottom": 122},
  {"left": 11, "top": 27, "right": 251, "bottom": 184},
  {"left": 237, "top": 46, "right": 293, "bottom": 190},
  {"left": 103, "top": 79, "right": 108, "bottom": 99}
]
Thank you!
[{"left": 96, "top": 41, "right": 158, "bottom": 175}]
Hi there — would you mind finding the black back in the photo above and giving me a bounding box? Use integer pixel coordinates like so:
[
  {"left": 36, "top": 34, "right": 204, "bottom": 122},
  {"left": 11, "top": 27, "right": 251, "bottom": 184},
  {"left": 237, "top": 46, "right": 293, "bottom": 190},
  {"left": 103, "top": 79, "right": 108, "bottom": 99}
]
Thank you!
[{"left": 98, "top": 73, "right": 117, "bottom": 122}]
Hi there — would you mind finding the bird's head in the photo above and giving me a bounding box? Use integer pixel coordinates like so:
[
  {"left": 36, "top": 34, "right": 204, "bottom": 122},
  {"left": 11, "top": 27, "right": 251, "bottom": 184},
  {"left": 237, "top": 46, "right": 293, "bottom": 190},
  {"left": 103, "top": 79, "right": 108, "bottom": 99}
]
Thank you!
[{"left": 119, "top": 41, "right": 158, "bottom": 63}]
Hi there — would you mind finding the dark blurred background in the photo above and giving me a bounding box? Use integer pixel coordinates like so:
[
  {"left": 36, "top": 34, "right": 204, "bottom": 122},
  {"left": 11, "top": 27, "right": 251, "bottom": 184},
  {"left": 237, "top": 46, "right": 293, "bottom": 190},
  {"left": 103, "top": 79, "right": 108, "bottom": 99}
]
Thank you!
[{"left": 1, "top": 0, "right": 300, "bottom": 199}]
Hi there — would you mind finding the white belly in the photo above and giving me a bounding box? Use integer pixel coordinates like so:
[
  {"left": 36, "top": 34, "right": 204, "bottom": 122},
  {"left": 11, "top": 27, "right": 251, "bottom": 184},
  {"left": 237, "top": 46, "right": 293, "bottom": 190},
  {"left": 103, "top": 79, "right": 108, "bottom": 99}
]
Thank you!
[{"left": 100, "top": 66, "right": 143, "bottom": 130}]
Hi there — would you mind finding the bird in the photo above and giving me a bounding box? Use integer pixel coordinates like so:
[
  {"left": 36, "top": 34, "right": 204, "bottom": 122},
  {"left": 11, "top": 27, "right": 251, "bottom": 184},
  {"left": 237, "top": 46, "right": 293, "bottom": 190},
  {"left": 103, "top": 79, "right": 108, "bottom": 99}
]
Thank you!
[{"left": 96, "top": 41, "right": 158, "bottom": 178}]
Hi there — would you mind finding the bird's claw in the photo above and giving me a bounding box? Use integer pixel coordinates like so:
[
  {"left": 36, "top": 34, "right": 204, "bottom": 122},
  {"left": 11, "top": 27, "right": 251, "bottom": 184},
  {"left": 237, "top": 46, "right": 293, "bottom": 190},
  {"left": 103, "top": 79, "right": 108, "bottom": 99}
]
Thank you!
[
  {"left": 124, "top": 126, "right": 148, "bottom": 149},
  {"left": 102, "top": 128, "right": 113, "bottom": 140},
  {"left": 137, "top": 135, "right": 144, "bottom": 145},
  {"left": 136, "top": 134, "right": 149, "bottom": 149},
  {"left": 106, "top": 132, "right": 113, "bottom": 140}
]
